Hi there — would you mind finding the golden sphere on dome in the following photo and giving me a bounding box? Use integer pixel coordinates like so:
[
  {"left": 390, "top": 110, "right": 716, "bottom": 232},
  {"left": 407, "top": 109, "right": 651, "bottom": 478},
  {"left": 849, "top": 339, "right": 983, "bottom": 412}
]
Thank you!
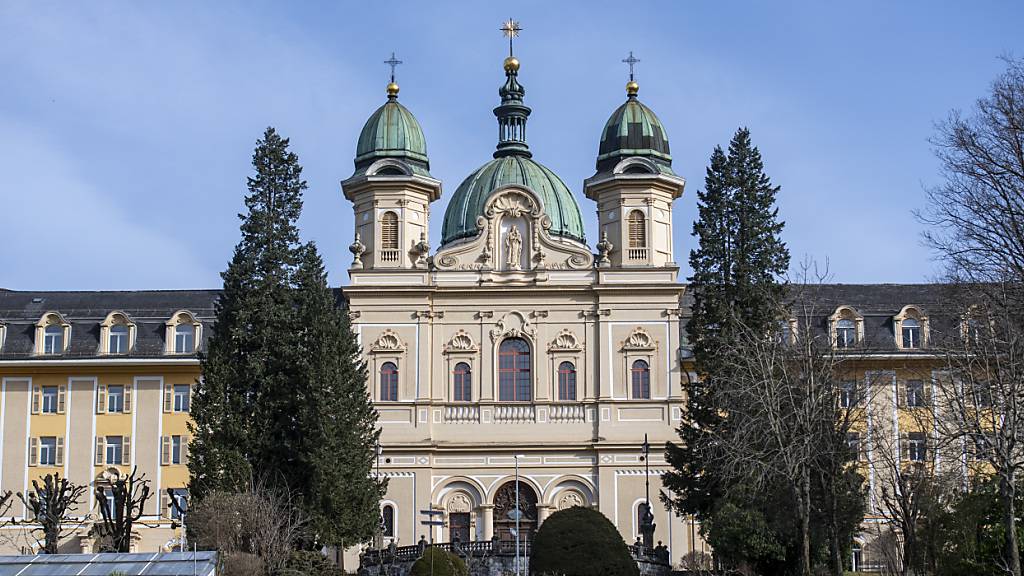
[
  {"left": 503, "top": 56, "right": 520, "bottom": 72},
  {"left": 386, "top": 82, "right": 400, "bottom": 97},
  {"left": 626, "top": 80, "right": 639, "bottom": 96}
]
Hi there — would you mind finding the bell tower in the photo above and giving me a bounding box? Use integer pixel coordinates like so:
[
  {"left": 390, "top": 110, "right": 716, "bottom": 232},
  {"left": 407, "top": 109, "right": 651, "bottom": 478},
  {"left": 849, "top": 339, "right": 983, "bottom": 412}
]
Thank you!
[
  {"left": 342, "top": 58, "right": 441, "bottom": 272},
  {"left": 584, "top": 56, "right": 684, "bottom": 269}
]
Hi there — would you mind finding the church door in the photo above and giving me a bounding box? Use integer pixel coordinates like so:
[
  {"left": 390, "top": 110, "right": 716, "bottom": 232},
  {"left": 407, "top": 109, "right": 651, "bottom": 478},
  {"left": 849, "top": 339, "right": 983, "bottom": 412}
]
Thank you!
[
  {"left": 450, "top": 512, "right": 471, "bottom": 543},
  {"left": 493, "top": 481, "right": 538, "bottom": 543}
]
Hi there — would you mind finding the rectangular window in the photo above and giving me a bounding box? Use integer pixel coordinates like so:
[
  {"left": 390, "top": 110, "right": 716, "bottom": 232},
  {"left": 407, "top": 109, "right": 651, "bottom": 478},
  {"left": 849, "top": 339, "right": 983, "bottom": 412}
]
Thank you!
[
  {"left": 43, "top": 329, "right": 63, "bottom": 354},
  {"left": 107, "top": 385, "right": 125, "bottom": 413},
  {"left": 169, "top": 488, "right": 188, "bottom": 520},
  {"left": 100, "top": 492, "right": 115, "bottom": 517},
  {"left": 173, "top": 384, "right": 191, "bottom": 412},
  {"left": 908, "top": 432, "right": 927, "bottom": 462},
  {"left": 839, "top": 380, "right": 858, "bottom": 408},
  {"left": 106, "top": 436, "right": 123, "bottom": 465},
  {"left": 174, "top": 326, "right": 194, "bottom": 354},
  {"left": 41, "top": 386, "right": 59, "bottom": 414},
  {"left": 846, "top": 432, "right": 861, "bottom": 460},
  {"left": 906, "top": 380, "right": 927, "bottom": 408},
  {"left": 39, "top": 437, "right": 57, "bottom": 466},
  {"left": 108, "top": 328, "right": 128, "bottom": 354},
  {"left": 171, "top": 435, "right": 182, "bottom": 465}
]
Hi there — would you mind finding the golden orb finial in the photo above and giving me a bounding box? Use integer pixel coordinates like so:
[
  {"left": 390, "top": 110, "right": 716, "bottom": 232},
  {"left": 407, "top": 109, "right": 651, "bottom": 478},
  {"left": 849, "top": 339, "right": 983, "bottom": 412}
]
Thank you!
[
  {"left": 626, "top": 80, "right": 639, "bottom": 96},
  {"left": 386, "top": 82, "right": 400, "bottom": 97},
  {"left": 503, "top": 56, "right": 520, "bottom": 72}
]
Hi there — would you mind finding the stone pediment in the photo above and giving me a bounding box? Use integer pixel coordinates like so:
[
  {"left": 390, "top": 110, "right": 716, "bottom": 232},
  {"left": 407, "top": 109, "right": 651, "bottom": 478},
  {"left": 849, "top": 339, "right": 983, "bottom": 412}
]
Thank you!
[
  {"left": 621, "top": 327, "right": 656, "bottom": 351},
  {"left": 548, "top": 329, "right": 582, "bottom": 352},
  {"left": 433, "top": 186, "right": 593, "bottom": 275},
  {"left": 369, "top": 330, "right": 407, "bottom": 353},
  {"left": 444, "top": 331, "right": 478, "bottom": 354}
]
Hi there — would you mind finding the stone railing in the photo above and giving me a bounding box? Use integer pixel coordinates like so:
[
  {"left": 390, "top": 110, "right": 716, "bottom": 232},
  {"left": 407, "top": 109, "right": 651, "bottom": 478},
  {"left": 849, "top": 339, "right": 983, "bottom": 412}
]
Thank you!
[
  {"left": 627, "top": 247, "right": 649, "bottom": 261},
  {"left": 494, "top": 404, "right": 535, "bottom": 424},
  {"left": 379, "top": 249, "right": 401, "bottom": 264},
  {"left": 444, "top": 404, "right": 480, "bottom": 424},
  {"left": 548, "top": 403, "right": 586, "bottom": 423}
]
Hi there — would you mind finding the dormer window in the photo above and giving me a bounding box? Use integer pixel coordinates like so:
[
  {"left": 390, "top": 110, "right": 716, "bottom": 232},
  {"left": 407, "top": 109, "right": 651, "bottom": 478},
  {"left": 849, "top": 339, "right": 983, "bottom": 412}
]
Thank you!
[
  {"left": 35, "top": 312, "right": 71, "bottom": 355},
  {"left": 829, "top": 307, "right": 864, "bottom": 350},
  {"left": 100, "top": 312, "right": 135, "bottom": 355},
  {"left": 165, "top": 311, "right": 201, "bottom": 355},
  {"left": 894, "top": 306, "right": 929, "bottom": 350}
]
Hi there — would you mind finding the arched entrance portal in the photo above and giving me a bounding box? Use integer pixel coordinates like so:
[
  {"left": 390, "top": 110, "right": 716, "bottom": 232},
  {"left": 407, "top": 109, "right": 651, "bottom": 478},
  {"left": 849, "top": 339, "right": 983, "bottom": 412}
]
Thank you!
[{"left": 493, "top": 481, "right": 538, "bottom": 543}]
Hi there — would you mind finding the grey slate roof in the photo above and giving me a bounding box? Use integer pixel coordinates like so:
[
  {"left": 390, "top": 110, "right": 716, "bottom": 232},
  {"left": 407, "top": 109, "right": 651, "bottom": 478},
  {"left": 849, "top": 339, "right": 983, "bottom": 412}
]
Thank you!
[
  {"left": 680, "top": 283, "right": 962, "bottom": 355},
  {"left": 0, "top": 551, "right": 217, "bottom": 575},
  {"left": 0, "top": 290, "right": 220, "bottom": 360}
]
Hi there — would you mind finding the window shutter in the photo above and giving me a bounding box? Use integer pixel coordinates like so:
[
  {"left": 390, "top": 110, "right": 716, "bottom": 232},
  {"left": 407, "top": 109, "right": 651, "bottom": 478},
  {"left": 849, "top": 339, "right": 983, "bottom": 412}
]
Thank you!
[
  {"left": 57, "top": 385, "right": 66, "bottom": 414},
  {"left": 28, "top": 438, "right": 38, "bottom": 467},
  {"left": 95, "top": 436, "right": 105, "bottom": 466},
  {"left": 55, "top": 437, "right": 64, "bottom": 467},
  {"left": 899, "top": 435, "right": 907, "bottom": 461},
  {"left": 31, "top": 385, "right": 40, "bottom": 414},
  {"left": 161, "top": 492, "right": 170, "bottom": 519},
  {"left": 381, "top": 212, "right": 399, "bottom": 249},
  {"left": 96, "top": 384, "right": 107, "bottom": 414},
  {"left": 122, "top": 436, "right": 131, "bottom": 465},
  {"left": 161, "top": 436, "right": 170, "bottom": 466},
  {"left": 163, "top": 385, "right": 173, "bottom": 413},
  {"left": 182, "top": 435, "right": 190, "bottom": 465},
  {"left": 123, "top": 383, "right": 132, "bottom": 413}
]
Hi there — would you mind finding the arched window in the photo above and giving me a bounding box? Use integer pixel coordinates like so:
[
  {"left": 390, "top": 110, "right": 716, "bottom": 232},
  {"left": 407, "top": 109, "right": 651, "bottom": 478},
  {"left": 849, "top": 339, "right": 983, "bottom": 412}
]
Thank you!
[
  {"left": 381, "top": 212, "right": 399, "bottom": 250},
  {"left": 558, "top": 361, "right": 577, "bottom": 401},
  {"left": 174, "top": 323, "right": 195, "bottom": 354},
  {"left": 498, "top": 338, "right": 531, "bottom": 401},
  {"left": 902, "top": 317, "right": 921, "bottom": 349},
  {"left": 453, "top": 362, "right": 472, "bottom": 402},
  {"left": 627, "top": 210, "right": 646, "bottom": 248},
  {"left": 43, "top": 325, "right": 64, "bottom": 355},
  {"left": 380, "top": 362, "right": 399, "bottom": 401},
  {"left": 835, "top": 319, "right": 856, "bottom": 349},
  {"left": 631, "top": 360, "right": 650, "bottom": 399},
  {"left": 381, "top": 504, "right": 395, "bottom": 538},
  {"left": 109, "top": 324, "right": 129, "bottom": 355}
]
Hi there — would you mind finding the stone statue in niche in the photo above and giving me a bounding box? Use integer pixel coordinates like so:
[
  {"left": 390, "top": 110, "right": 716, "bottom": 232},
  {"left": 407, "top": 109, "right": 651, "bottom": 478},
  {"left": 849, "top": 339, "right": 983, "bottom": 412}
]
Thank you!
[{"left": 504, "top": 225, "right": 523, "bottom": 270}]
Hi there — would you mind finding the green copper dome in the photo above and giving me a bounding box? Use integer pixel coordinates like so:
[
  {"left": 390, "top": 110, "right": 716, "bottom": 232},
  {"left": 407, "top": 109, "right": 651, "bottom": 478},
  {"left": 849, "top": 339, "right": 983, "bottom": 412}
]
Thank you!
[
  {"left": 440, "top": 57, "right": 586, "bottom": 246},
  {"left": 596, "top": 85, "right": 673, "bottom": 174},
  {"left": 353, "top": 85, "right": 431, "bottom": 176},
  {"left": 442, "top": 155, "right": 586, "bottom": 245}
]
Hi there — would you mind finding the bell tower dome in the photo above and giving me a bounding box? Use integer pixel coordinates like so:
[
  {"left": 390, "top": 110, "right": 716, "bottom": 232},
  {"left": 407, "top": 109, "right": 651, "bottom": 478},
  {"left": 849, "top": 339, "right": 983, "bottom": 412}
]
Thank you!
[
  {"left": 342, "top": 57, "right": 442, "bottom": 272},
  {"left": 584, "top": 56, "right": 684, "bottom": 269}
]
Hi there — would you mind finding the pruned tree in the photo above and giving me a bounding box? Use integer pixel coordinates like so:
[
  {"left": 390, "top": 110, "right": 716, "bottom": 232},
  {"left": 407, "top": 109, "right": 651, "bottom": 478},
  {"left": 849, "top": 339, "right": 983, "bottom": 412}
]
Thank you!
[
  {"left": 93, "top": 467, "right": 152, "bottom": 553},
  {"left": 918, "top": 56, "right": 1024, "bottom": 576},
  {"left": 700, "top": 274, "right": 869, "bottom": 576},
  {"left": 16, "top": 473, "right": 86, "bottom": 554}
]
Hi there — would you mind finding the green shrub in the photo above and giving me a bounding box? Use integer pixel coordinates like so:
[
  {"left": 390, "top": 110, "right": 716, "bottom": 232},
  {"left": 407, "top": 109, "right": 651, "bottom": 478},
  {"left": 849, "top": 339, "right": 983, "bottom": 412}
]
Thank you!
[
  {"left": 410, "top": 546, "right": 468, "bottom": 576},
  {"left": 529, "top": 507, "right": 639, "bottom": 576},
  {"left": 280, "top": 550, "right": 344, "bottom": 576}
]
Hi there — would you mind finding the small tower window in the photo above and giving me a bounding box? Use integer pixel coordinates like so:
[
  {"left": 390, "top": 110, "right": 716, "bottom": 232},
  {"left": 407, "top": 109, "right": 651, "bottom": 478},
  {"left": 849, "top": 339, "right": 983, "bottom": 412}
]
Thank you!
[
  {"left": 381, "top": 212, "right": 399, "bottom": 250},
  {"left": 627, "top": 210, "right": 647, "bottom": 249}
]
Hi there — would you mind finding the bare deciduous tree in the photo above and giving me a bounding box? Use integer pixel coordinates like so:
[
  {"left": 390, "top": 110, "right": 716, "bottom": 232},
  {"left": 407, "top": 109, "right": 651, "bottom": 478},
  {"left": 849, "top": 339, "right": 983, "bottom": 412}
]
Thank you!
[
  {"left": 93, "top": 466, "right": 152, "bottom": 553},
  {"left": 189, "top": 478, "right": 307, "bottom": 576},
  {"left": 706, "top": 277, "right": 869, "bottom": 576},
  {"left": 16, "top": 473, "right": 87, "bottom": 554}
]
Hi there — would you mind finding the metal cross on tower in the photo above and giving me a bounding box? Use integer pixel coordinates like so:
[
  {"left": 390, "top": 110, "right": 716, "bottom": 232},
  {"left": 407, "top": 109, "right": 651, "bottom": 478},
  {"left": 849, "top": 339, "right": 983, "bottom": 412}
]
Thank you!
[
  {"left": 384, "top": 52, "right": 402, "bottom": 83},
  {"left": 623, "top": 51, "right": 640, "bottom": 82},
  {"left": 500, "top": 18, "right": 522, "bottom": 57}
]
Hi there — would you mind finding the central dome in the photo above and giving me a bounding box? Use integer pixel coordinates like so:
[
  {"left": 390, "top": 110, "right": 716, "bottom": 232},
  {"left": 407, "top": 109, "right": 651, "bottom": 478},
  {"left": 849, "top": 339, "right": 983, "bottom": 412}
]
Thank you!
[
  {"left": 441, "top": 155, "right": 586, "bottom": 245},
  {"left": 440, "top": 56, "right": 586, "bottom": 247}
]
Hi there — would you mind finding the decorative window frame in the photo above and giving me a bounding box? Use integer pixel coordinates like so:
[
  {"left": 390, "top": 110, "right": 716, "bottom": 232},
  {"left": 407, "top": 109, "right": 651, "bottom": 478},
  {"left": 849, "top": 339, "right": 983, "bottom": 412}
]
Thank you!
[
  {"left": 495, "top": 335, "right": 535, "bottom": 403},
  {"left": 443, "top": 331, "right": 478, "bottom": 403},
  {"left": 829, "top": 306, "right": 864, "bottom": 349},
  {"left": 626, "top": 209, "right": 648, "bottom": 249},
  {"left": 367, "top": 331, "right": 406, "bottom": 403},
  {"left": 621, "top": 327, "right": 657, "bottom": 400},
  {"left": 369, "top": 330, "right": 407, "bottom": 354},
  {"left": 165, "top": 310, "right": 202, "bottom": 355},
  {"left": 100, "top": 311, "right": 136, "bottom": 355},
  {"left": 893, "top": 305, "right": 929, "bottom": 350},
  {"left": 35, "top": 312, "right": 71, "bottom": 355},
  {"left": 548, "top": 329, "right": 583, "bottom": 401}
]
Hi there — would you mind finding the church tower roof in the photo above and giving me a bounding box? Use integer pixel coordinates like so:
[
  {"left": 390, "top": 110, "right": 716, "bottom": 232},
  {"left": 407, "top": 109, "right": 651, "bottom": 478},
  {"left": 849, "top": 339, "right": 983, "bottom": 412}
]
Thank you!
[
  {"left": 352, "top": 58, "right": 432, "bottom": 178},
  {"left": 595, "top": 60, "right": 674, "bottom": 175}
]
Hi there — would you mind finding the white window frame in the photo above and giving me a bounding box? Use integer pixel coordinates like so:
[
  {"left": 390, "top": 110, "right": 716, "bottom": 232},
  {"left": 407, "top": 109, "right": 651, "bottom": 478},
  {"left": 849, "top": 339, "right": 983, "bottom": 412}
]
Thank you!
[
  {"left": 41, "top": 386, "right": 59, "bottom": 414},
  {"left": 107, "top": 385, "right": 125, "bottom": 413},
  {"left": 39, "top": 437, "right": 57, "bottom": 466},
  {"left": 105, "top": 436, "right": 123, "bottom": 465}
]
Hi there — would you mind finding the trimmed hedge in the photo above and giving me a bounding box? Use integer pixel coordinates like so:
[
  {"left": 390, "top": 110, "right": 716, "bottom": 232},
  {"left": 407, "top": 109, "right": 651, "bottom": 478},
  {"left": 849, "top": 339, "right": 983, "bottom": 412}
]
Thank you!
[
  {"left": 529, "top": 506, "right": 639, "bottom": 576},
  {"left": 410, "top": 546, "right": 468, "bottom": 576}
]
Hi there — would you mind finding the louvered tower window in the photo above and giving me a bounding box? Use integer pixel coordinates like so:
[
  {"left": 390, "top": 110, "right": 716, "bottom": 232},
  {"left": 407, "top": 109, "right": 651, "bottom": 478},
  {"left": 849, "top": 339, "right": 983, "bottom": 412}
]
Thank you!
[
  {"left": 627, "top": 210, "right": 646, "bottom": 248},
  {"left": 381, "top": 212, "right": 399, "bottom": 250}
]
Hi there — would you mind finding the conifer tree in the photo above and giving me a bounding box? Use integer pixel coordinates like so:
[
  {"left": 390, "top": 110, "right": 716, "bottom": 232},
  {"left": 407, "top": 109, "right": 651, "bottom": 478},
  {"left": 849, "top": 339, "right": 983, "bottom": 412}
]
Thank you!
[
  {"left": 189, "top": 127, "right": 304, "bottom": 501},
  {"left": 663, "top": 127, "right": 789, "bottom": 563}
]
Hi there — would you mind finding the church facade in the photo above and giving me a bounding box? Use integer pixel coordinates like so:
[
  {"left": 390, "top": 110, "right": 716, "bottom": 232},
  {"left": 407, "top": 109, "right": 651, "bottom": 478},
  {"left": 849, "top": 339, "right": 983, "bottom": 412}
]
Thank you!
[{"left": 0, "top": 49, "right": 957, "bottom": 571}]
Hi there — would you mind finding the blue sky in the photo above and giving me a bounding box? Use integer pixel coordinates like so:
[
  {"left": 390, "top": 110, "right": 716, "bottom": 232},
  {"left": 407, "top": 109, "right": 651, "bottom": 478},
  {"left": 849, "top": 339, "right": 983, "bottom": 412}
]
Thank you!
[{"left": 2, "top": 1, "right": 1021, "bottom": 290}]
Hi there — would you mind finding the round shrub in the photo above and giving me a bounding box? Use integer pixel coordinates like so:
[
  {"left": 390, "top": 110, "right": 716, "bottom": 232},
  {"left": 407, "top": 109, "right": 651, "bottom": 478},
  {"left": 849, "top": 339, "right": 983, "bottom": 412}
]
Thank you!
[
  {"left": 529, "top": 506, "right": 639, "bottom": 576},
  {"left": 410, "top": 546, "right": 468, "bottom": 576}
]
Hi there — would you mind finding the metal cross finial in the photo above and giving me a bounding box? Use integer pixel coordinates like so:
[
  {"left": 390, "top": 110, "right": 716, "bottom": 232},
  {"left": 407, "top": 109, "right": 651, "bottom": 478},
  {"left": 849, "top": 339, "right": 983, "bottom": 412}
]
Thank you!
[
  {"left": 500, "top": 18, "right": 522, "bottom": 57},
  {"left": 384, "top": 52, "right": 403, "bottom": 83},
  {"left": 623, "top": 51, "right": 640, "bottom": 82}
]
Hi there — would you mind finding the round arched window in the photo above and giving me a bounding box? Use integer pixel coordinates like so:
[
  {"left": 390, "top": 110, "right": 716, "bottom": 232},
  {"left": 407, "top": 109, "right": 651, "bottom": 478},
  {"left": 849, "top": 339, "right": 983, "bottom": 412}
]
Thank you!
[{"left": 498, "top": 338, "right": 531, "bottom": 401}]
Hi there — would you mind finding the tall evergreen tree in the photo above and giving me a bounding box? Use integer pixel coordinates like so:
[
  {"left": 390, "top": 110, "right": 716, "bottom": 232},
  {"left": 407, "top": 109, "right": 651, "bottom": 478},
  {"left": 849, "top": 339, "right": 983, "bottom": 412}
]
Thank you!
[
  {"left": 189, "top": 128, "right": 382, "bottom": 551},
  {"left": 663, "top": 127, "right": 789, "bottom": 564}
]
